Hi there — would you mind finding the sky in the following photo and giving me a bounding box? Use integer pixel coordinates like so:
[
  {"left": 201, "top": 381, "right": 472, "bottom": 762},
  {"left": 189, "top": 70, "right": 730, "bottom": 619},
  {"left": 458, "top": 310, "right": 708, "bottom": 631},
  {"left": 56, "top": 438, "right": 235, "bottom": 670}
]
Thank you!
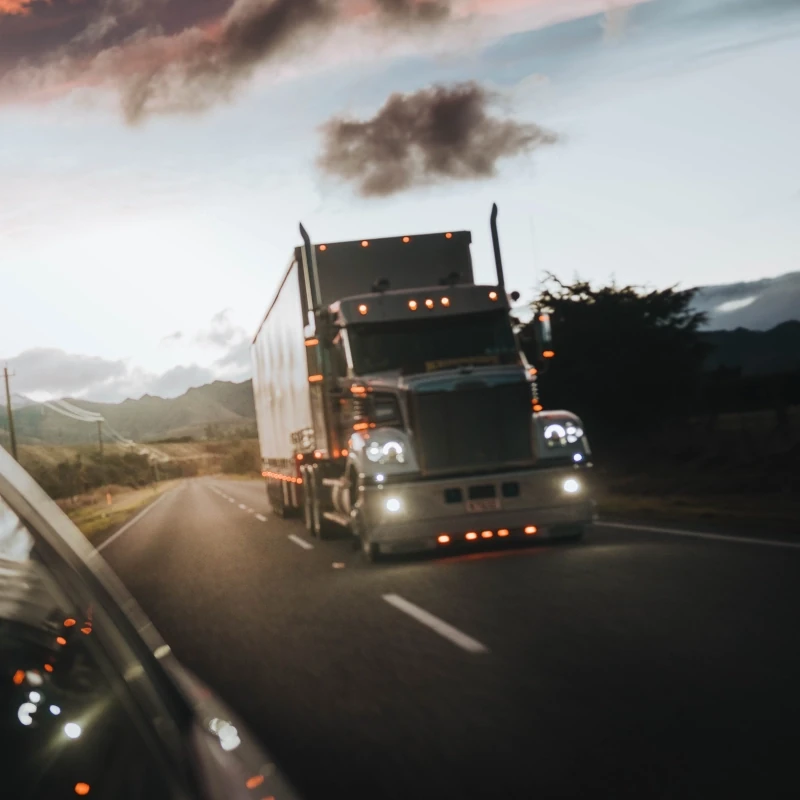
[{"left": 1, "top": 0, "right": 799, "bottom": 402}]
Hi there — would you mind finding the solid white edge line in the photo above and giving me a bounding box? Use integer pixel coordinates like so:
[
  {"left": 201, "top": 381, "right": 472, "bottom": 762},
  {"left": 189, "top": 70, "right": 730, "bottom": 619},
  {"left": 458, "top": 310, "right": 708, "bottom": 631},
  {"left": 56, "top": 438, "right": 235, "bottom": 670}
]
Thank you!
[
  {"left": 382, "top": 593, "right": 489, "bottom": 654},
  {"left": 255, "top": 514, "right": 267, "bottom": 522},
  {"left": 595, "top": 521, "right": 800, "bottom": 550},
  {"left": 288, "top": 534, "right": 314, "bottom": 550},
  {"left": 97, "top": 491, "right": 172, "bottom": 552}
]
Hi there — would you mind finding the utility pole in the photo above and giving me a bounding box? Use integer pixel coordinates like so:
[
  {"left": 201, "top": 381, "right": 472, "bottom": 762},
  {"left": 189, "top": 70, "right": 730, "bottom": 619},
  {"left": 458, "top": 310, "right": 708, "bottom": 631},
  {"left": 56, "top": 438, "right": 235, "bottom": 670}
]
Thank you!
[
  {"left": 3, "top": 366, "right": 18, "bottom": 461},
  {"left": 97, "top": 419, "right": 104, "bottom": 456}
]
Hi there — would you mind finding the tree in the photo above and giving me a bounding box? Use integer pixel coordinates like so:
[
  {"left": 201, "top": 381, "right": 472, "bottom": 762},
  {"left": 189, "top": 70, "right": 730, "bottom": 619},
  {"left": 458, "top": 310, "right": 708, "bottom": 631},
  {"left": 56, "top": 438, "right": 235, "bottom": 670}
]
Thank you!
[{"left": 520, "top": 275, "right": 709, "bottom": 439}]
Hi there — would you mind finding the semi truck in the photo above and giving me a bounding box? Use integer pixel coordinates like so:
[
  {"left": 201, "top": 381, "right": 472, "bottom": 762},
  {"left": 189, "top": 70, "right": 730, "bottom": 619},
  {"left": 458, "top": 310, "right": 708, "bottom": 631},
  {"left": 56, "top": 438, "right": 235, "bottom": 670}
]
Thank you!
[{"left": 251, "top": 205, "right": 594, "bottom": 560}]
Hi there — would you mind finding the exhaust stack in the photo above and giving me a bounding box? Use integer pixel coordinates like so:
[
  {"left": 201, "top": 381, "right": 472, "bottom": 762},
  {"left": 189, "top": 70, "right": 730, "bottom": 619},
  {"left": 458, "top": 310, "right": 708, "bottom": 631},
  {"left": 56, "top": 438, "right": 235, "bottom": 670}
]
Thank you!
[
  {"left": 299, "top": 222, "right": 323, "bottom": 313},
  {"left": 490, "top": 203, "right": 506, "bottom": 290}
]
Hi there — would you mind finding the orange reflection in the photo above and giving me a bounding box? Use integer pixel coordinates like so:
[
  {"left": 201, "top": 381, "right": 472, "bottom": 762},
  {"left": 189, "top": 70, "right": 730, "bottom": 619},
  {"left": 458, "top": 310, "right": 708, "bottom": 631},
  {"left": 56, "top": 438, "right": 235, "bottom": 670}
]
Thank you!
[
  {"left": 44, "top": 664, "right": 53, "bottom": 673},
  {"left": 64, "top": 618, "right": 77, "bottom": 627},
  {"left": 245, "top": 775, "right": 265, "bottom": 789},
  {"left": 353, "top": 422, "right": 369, "bottom": 431},
  {"left": 341, "top": 448, "right": 349, "bottom": 457},
  {"left": 81, "top": 627, "right": 92, "bottom": 635},
  {"left": 13, "top": 669, "right": 24, "bottom": 685},
  {"left": 74, "top": 783, "right": 90, "bottom": 796},
  {"left": 56, "top": 637, "right": 67, "bottom": 646}
]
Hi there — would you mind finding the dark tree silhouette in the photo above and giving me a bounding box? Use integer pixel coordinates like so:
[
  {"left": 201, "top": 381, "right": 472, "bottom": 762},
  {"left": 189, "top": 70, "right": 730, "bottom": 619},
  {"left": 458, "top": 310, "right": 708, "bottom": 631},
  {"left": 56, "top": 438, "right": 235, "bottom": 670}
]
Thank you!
[{"left": 520, "top": 275, "right": 709, "bottom": 439}]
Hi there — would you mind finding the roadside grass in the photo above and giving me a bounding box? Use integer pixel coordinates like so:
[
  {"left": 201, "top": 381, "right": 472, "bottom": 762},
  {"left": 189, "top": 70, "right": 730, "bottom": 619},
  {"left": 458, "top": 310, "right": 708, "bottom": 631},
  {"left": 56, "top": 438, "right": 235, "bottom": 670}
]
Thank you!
[
  {"left": 597, "top": 490, "right": 800, "bottom": 534},
  {"left": 66, "top": 480, "right": 181, "bottom": 541}
]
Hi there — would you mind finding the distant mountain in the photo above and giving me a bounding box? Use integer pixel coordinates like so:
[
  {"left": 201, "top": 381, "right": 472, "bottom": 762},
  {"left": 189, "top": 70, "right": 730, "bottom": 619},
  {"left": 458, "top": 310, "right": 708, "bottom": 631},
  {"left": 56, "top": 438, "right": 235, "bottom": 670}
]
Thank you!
[
  {"left": 701, "top": 321, "right": 800, "bottom": 376},
  {"left": 693, "top": 271, "right": 800, "bottom": 331},
  {"left": 1, "top": 380, "right": 256, "bottom": 447}
]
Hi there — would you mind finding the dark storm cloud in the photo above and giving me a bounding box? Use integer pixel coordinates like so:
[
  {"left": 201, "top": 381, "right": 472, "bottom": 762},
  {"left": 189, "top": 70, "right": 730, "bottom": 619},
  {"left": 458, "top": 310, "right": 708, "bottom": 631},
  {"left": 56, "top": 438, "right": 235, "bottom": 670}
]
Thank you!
[
  {"left": 1, "top": 0, "right": 452, "bottom": 122},
  {"left": 318, "top": 81, "right": 558, "bottom": 197}
]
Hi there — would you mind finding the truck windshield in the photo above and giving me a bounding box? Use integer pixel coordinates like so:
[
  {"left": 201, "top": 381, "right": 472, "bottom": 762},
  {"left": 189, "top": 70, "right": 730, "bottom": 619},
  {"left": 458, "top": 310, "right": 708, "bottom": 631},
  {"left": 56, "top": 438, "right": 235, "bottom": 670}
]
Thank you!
[{"left": 347, "top": 310, "right": 520, "bottom": 376}]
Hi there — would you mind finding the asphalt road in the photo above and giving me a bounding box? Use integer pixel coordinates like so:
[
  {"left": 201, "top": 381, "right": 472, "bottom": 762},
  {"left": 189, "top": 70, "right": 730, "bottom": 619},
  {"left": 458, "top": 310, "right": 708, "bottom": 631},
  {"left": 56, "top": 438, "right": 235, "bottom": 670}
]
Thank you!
[{"left": 99, "top": 478, "right": 800, "bottom": 799}]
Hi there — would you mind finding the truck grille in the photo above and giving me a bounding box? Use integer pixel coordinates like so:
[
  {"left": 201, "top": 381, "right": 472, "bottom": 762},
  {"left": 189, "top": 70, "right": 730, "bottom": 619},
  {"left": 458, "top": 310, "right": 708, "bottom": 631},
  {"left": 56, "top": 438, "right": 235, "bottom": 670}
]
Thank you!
[{"left": 410, "top": 381, "right": 534, "bottom": 476}]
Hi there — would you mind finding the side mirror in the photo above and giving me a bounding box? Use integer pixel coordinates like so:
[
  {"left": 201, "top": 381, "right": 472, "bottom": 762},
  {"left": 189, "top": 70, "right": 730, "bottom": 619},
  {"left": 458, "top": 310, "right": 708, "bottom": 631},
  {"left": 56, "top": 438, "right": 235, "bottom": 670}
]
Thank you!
[{"left": 510, "top": 290, "right": 521, "bottom": 302}]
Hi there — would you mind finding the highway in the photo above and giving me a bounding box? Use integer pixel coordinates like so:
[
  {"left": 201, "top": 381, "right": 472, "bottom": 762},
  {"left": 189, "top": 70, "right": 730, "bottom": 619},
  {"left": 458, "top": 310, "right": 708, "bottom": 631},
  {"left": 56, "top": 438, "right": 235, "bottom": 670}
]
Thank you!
[{"left": 98, "top": 478, "right": 800, "bottom": 800}]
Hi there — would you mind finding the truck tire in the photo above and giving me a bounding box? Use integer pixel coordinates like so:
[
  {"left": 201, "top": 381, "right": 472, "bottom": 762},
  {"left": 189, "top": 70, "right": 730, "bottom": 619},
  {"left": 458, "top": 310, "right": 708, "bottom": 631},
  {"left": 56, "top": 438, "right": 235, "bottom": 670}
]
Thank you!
[
  {"left": 352, "top": 505, "right": 381, "bottom": 563},
  {"left": 310, "top": 467, "right": 338, "bottom": 540},
  {"left": 267, "top": 479, "right": 286, "bottom": 518}
]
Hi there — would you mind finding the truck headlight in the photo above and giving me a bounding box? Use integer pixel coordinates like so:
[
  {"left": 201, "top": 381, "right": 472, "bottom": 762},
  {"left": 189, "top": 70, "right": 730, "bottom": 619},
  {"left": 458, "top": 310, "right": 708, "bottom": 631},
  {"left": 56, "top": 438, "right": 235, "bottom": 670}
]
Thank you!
[
  {"left": 544, "top": 422, "right": 584, "bottom": 447},
  {"left": 563, "top": 478, "right": 580, "bottom": 494},
  {"left": 366, "top": 440, "right": 405, "bottom": 464}
]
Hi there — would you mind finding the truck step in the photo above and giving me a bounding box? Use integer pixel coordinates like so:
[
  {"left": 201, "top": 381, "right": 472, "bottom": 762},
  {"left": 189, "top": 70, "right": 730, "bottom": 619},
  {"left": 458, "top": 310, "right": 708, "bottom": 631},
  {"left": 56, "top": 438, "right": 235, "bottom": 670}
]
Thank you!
[{"left": 322, "top": 511, "right": 351, "bottom": 529}]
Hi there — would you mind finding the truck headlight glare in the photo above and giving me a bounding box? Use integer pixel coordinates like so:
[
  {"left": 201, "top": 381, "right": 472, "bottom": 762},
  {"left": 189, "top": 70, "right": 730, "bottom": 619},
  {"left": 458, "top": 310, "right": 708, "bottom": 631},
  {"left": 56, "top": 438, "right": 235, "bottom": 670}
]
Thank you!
[
  {"left": 563, "top": 478, "right": 580, "bottom": 494},
  {"left": 385, "top": 498, "right": 401, "bottom": 512},
  {"left": 366, "top": 440, "right": 405, "bottom": 464}
]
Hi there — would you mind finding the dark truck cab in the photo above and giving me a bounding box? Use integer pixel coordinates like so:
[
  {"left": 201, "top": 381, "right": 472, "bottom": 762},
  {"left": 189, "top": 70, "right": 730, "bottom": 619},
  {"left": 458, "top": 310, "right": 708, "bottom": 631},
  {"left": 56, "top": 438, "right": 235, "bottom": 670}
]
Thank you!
[{"left": 251, "top": 206, "right": 594, "bottom": 559}]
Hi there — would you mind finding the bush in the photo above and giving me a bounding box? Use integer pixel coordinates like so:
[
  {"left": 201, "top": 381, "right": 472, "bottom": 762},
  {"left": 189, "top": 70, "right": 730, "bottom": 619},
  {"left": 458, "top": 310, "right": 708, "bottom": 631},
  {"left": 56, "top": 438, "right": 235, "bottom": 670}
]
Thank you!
[{"left": 221, "top": 443, "right": 260, "bottom": 475}]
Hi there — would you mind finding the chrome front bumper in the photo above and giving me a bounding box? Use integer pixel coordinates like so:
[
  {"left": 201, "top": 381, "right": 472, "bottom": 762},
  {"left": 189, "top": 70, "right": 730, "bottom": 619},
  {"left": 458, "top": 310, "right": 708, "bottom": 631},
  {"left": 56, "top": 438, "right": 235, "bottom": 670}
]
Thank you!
[{"left": 358, "top": 465, "right": 594, "bottom": 553}]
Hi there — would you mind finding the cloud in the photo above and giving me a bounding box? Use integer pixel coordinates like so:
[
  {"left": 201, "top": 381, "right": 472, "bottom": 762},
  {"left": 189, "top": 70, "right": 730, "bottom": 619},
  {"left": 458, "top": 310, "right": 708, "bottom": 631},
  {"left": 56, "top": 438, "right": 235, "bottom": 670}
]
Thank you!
[
  {"left": 317, "top": 81, "right": 558, "bottom": 197},
  {"left": 374, "top": 0, "right": 450, "bottom": 24},
  {"left": 1, "top": 0, "right": 453, "bottom": 122},
  {"left": 147, "top": 364, "right": 216, "bottom": 397},
  {"left": 196, "top": 308, "right": 247, "bottom": 348},
  {"left": 160, "top": 330, "right": 183, "bottom": 344},
  {"left": 0, "top": 0, "right": 35, "bottom": 16},
  {"left": 692, "top": 271, "right": 800, "bottom": 331},
  {"left": 4, "top": 348, "right": 128, "bottom": 397},
  {"left": 1, "top": 345, "right": 235, "bottom": 403}
]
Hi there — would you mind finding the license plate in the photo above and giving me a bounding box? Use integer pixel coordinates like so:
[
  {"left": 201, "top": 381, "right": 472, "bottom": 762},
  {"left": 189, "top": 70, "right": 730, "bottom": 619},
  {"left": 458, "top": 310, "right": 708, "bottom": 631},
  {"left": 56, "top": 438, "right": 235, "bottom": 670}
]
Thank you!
[{"left": 466, "top": 498, "right": 500, "bottom": 513}]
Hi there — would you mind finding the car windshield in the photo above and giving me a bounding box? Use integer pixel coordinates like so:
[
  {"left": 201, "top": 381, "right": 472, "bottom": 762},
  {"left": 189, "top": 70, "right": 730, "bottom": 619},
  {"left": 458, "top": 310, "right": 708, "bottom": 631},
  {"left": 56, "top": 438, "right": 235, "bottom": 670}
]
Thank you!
[
  {"left": 0, "top": 493, "right": 181, "bottom": 800},
  {"left": 347, "top": 309, "right": 520, "bottom": 376}
]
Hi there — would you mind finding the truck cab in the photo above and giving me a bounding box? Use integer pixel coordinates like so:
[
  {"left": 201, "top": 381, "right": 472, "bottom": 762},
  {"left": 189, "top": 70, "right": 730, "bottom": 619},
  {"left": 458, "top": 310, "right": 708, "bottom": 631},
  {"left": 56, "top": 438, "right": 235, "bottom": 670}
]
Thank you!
[{"left": 251, "top": 207, "right": 594, "bottom": 560}]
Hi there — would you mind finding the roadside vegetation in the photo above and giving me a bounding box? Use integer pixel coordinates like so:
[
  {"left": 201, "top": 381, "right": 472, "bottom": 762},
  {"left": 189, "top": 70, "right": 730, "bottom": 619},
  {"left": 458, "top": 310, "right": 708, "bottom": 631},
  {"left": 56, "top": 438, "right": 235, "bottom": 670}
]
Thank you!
[
  {"left": 520, "top": 277, "right": 799, "bottom": 533},
  {"left": 14, "top": 439, "right": 261, "bottom": 539}
]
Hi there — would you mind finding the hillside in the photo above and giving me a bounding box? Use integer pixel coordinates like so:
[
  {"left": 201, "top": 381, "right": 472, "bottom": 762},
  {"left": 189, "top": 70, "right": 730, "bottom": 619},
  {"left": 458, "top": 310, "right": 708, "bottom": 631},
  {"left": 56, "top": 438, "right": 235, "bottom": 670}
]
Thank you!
[
  {"left": 1, "top": 380, "right": 256, "bottom": 446},
  {"left": 701, "top": 321, "right": 800, "bottom": 375}
]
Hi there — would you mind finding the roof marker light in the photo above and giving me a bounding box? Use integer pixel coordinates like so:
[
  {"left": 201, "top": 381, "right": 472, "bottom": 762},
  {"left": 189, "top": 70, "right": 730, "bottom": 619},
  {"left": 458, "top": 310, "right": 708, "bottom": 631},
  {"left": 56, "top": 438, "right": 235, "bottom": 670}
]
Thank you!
[
  {"left": 409, "top": 300, "right": 418, "bottom": 311},
  {"left": 358, "top": 304, "right": 368, "bottom": 315},
  {"left": 425, "top": 299, "right": 434, "bottom": 309},
  {"left": 489, "top": 291, "right": 498, "bottom": 301},
  {"left": 441, "top": 297, "right": 450, "bottom": 307},
  {"left": 361, "top": 240, "right": 369, "bottom": 248}
]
